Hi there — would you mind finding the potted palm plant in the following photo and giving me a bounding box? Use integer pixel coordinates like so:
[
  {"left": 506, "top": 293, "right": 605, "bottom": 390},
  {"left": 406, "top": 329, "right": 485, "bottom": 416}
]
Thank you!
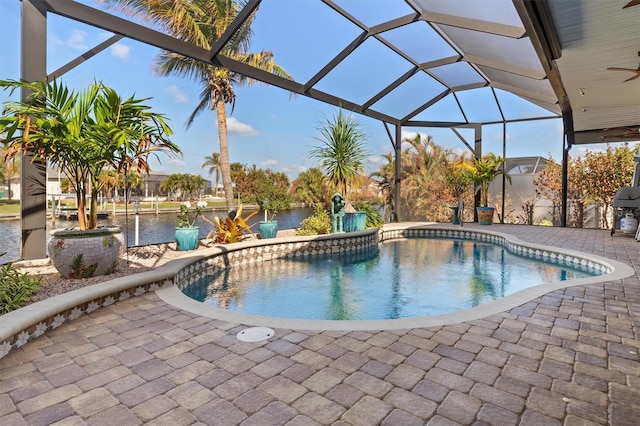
[
  {"left": 0, "top": 79, "right": 181, "bottom": 277},
  {"left": 461, "top": 153, "right": 511, "bottom": 225}
]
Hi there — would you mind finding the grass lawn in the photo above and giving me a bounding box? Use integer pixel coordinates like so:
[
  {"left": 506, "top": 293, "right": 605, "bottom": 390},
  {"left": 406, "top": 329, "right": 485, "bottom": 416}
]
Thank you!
[{"left": 0, "top": 200, "right": 20, "bottom": 214}]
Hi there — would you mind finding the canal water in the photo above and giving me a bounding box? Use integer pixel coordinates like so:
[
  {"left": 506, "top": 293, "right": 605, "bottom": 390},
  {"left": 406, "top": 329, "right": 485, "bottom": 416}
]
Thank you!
[{"left": 0, "top": 207, "right": 313, "bottom": 263}]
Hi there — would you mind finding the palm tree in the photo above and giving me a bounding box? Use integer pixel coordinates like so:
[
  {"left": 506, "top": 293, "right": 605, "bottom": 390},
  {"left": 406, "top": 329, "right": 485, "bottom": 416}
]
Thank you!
[
  {"left": 0, "top": 79, "right": 180, "bottom": 229},
  {"left": 105, "top": 0, "right": 291, "bottom": 213},
  {"left": 309, "top": 110, "right": 370, "bottom": 197},
  {"left": 462, "top": 153, "right": 512, "bottom": 207},
  {"left": 202, "top": 152, "right": 221, "bottom": 196},
  {"left": 370, "top": 152, "right": 395, "bottom": 220},
  {"left": 0, "top": 155, "right": 19, "bottom": 201}
]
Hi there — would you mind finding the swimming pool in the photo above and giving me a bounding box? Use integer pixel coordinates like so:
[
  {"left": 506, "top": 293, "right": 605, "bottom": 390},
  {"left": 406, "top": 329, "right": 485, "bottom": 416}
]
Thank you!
[{"left": 180, "top": 237, "right": 601, "bottom": 321}]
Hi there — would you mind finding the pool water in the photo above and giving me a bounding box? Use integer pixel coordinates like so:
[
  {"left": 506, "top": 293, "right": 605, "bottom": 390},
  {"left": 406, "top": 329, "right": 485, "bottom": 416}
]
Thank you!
[{"left": 181, "top": 238, "right": 600, "bottom": 320}]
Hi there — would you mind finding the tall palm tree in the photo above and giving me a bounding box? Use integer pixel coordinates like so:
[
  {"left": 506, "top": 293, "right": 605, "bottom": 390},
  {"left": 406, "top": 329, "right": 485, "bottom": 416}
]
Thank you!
[
  {"left": 370, "top": 152, "right": 396, "bottom": 220},
  {"left": 309, "top": 110, "right": 370, "bottom": 197},
  {"left": 105, "top": 0, "right": 291, "bottom": 213},
  {"left": 202, "top": 152, "right": 221, "bottom": 196},
  {"left": 0, "top": 79, "right": 180, "bottom": 229}
]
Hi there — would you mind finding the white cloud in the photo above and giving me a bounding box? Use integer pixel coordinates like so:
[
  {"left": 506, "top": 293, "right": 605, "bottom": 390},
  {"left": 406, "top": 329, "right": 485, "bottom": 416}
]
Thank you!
[
  {"left": 400, "top": 130, "right": 423, "bottom": 141},
  {"left": 281, "top": 165, "right": 307, "bottom": 178},
  {"left": 67, "top": 29, "right": 88, "bottom": 50},
  {"left": 110, "top": 43, "right": 130, "bottom": 59},
  {"left": 367, "top": 155, "right": 388, "bottom": 165},
  {"left": 168, "top": 159, "right": 187, "bottom": 167},
  {"left": 165, "top": 85, "right": 189, "bottom": 103},
  {"left": 451, "top": 147, "right": 468, "bottom": 156},
  {"left": 492, "top": 131, "right": 512, "bottom": 141},
  {"left": 261, "top": 159, "right": 279, "bottom": 167},
  {"left": 97, "top": 32, "right": 112, "bottom": 42},
  {"left": 227, "top": 117, "right": 259, "bottom": 136}
]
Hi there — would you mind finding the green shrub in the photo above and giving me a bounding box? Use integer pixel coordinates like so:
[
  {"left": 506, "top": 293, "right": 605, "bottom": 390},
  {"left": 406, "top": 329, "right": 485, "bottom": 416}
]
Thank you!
[
  {"left": 297, "top": 205, "right": 331, "bottom": 236},
  {"left": 352, "top": 201, "right": 384, "bottom": 228},
  {"left": 0, "top": 256, "right": 43, "bottom": 314}
]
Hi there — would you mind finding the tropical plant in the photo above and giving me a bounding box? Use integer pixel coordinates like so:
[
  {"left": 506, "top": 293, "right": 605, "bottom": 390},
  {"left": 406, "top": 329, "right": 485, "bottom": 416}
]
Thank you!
[
  {"left": 352, "top": 200, "right": 384, "bottom": 228},
  {"left": 370, "top": 152, "right": 395, "bottom": 221},
  {"left": 0, "top": 253, "right": 43, "bottom": 314},
  {"left": 0, "top": 79, "right": 181, "bottom": 230},
  {"left": 116, "top": 169, "right": 144, "bottom": 199},
  {"left": 290, "top": 167, "right": 331, "bottom": 204},
  {"left": 177, "top": 200, "right": 208, "bottom": 228},
  {"left": 261, "top": 198, "right": 280, "bottom": 222},
  {"left": 98, "top": 169, "right": 120, "bottom": 199},
  {"left": 371, "top": 134, "right": 467, "bottom": 222},
  {"left": 202, "top": 152, "right": 221, "bottom": 196},
  {"left": 297, "top": 205, "right": 331, "bottom": 236},
  {"left": 230, "top": 164, "right": 291, "bottom": 212},
  {"left": 461, "top": 153, "right": 512, "bottom": 207},
  {"left": 159, "top": 173, "right": 206, "bottom": 200},
  {"left": 309, "top": 110, "right": 370, "bottom": 197},
  {"left": 446, "top": 156, "right": 473, "bottom": 201},
  {"left": 581, "top": 144, "right": 638, "bottom": 228},
  {"left": 204, "top": 205, "right": 257, "bottom": 244},
  {"left": 0, "top": 158, "right": 5, "bottom": 198},
  {"left": 0, "top": 154, "right": 19, "bottom": 201},
  {"left": 104, "top": 0, "right": 292, "bottom": 213},
  {"left": 402, "top": 134, "right": 455, "bottom": 220},
  {"left": 534, "top": 156, "right": 588, "bottom": 227}
]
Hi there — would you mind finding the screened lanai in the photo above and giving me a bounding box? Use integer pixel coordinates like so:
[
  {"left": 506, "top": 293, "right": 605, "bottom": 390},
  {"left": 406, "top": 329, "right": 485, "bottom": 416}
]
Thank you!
[{"left": 7, "top": 0, "right": 640, "bottom": 259}]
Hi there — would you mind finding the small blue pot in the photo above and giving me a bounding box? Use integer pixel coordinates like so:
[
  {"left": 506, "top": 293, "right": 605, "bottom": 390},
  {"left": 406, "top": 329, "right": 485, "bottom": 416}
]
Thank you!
[
  {"left": 343, "top": 212, "right": 366, "bottom": 232},
  {"left": 258, "top": 221, "right": 278, "bottom": 239},
  {"left": 175, "top": 227, "right": 200, "bottom": 251}
]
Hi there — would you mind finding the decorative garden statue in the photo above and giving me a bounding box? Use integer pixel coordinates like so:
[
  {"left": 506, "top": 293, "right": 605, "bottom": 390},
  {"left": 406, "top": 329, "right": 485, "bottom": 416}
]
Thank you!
[{"left": 331, "top": 192, "right": 345, "bottom": 233}]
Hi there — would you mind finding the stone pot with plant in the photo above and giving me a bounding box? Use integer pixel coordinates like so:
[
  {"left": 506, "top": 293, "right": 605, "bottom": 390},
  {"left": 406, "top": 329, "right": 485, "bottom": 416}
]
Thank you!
[
  {"left": 0, "top": 79, "right": 181, "bottom": 277},
  {"left": 461, "top": 153, "right": 511, "bottom": 225}
]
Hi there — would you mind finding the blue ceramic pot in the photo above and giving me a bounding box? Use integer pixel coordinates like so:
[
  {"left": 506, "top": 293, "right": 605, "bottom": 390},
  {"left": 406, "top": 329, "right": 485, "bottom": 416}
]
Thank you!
[
  {"left": 343, "top": 212, "right": 366, "bottom": 232},
  {"left": 476, "top": 207, "right": 495, "bottom": 225},
  {"left": 175, "top": 227, "right": 200, "bottom": 251},
  {"left": 258, "top": 221, "right": 278, "bottom": 239}
]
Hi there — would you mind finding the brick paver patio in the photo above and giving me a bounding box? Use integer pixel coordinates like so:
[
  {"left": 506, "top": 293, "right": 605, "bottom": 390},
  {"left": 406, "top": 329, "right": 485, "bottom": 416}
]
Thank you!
[{"left": 0, "top": 224, "right": 638, "bottom": 425}]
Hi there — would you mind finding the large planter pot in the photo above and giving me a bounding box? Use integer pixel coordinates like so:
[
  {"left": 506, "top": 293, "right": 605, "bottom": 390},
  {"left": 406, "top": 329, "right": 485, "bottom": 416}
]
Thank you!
[
  {"left": 258, "top": 221, "right": 278, "bottom": 239},
  {"left": 343, "top": 212, "right": 367, "bottom": 232},
  {"left": 175, "top": 227, "right": 200, "bottom": 251},
  {"left": 476, "top": 207, "right": 495, "bottom": 225},
  {"left": 48, "top": 226, "right": 125, "bottom": 279}
]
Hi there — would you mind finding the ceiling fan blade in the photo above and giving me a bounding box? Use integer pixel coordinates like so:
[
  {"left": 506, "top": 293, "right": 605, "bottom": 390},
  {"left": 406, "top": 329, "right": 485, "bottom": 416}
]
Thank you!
[
  {"left": 623, "top": 0, "right": 640, "bottom": 8},
  {"left": 607, "top": 67, "right": 636, "bottom": 72},
  {"left": 623, "top": 73, "right": 640, "bottom": 82}
]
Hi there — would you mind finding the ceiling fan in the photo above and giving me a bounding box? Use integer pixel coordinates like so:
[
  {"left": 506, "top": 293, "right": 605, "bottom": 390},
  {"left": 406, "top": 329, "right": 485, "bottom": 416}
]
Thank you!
[
  {"left": 607, "top": 63, "right": 640, "bottom": 82},
  {"left": 623, "top": 0, "right": 640, "bottom": 8}
]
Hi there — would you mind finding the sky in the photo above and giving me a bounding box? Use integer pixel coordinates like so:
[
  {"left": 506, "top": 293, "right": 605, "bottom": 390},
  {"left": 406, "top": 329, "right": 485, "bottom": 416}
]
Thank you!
[{"left": 0, "top": 0, "right": 622, "bottom": 184}]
